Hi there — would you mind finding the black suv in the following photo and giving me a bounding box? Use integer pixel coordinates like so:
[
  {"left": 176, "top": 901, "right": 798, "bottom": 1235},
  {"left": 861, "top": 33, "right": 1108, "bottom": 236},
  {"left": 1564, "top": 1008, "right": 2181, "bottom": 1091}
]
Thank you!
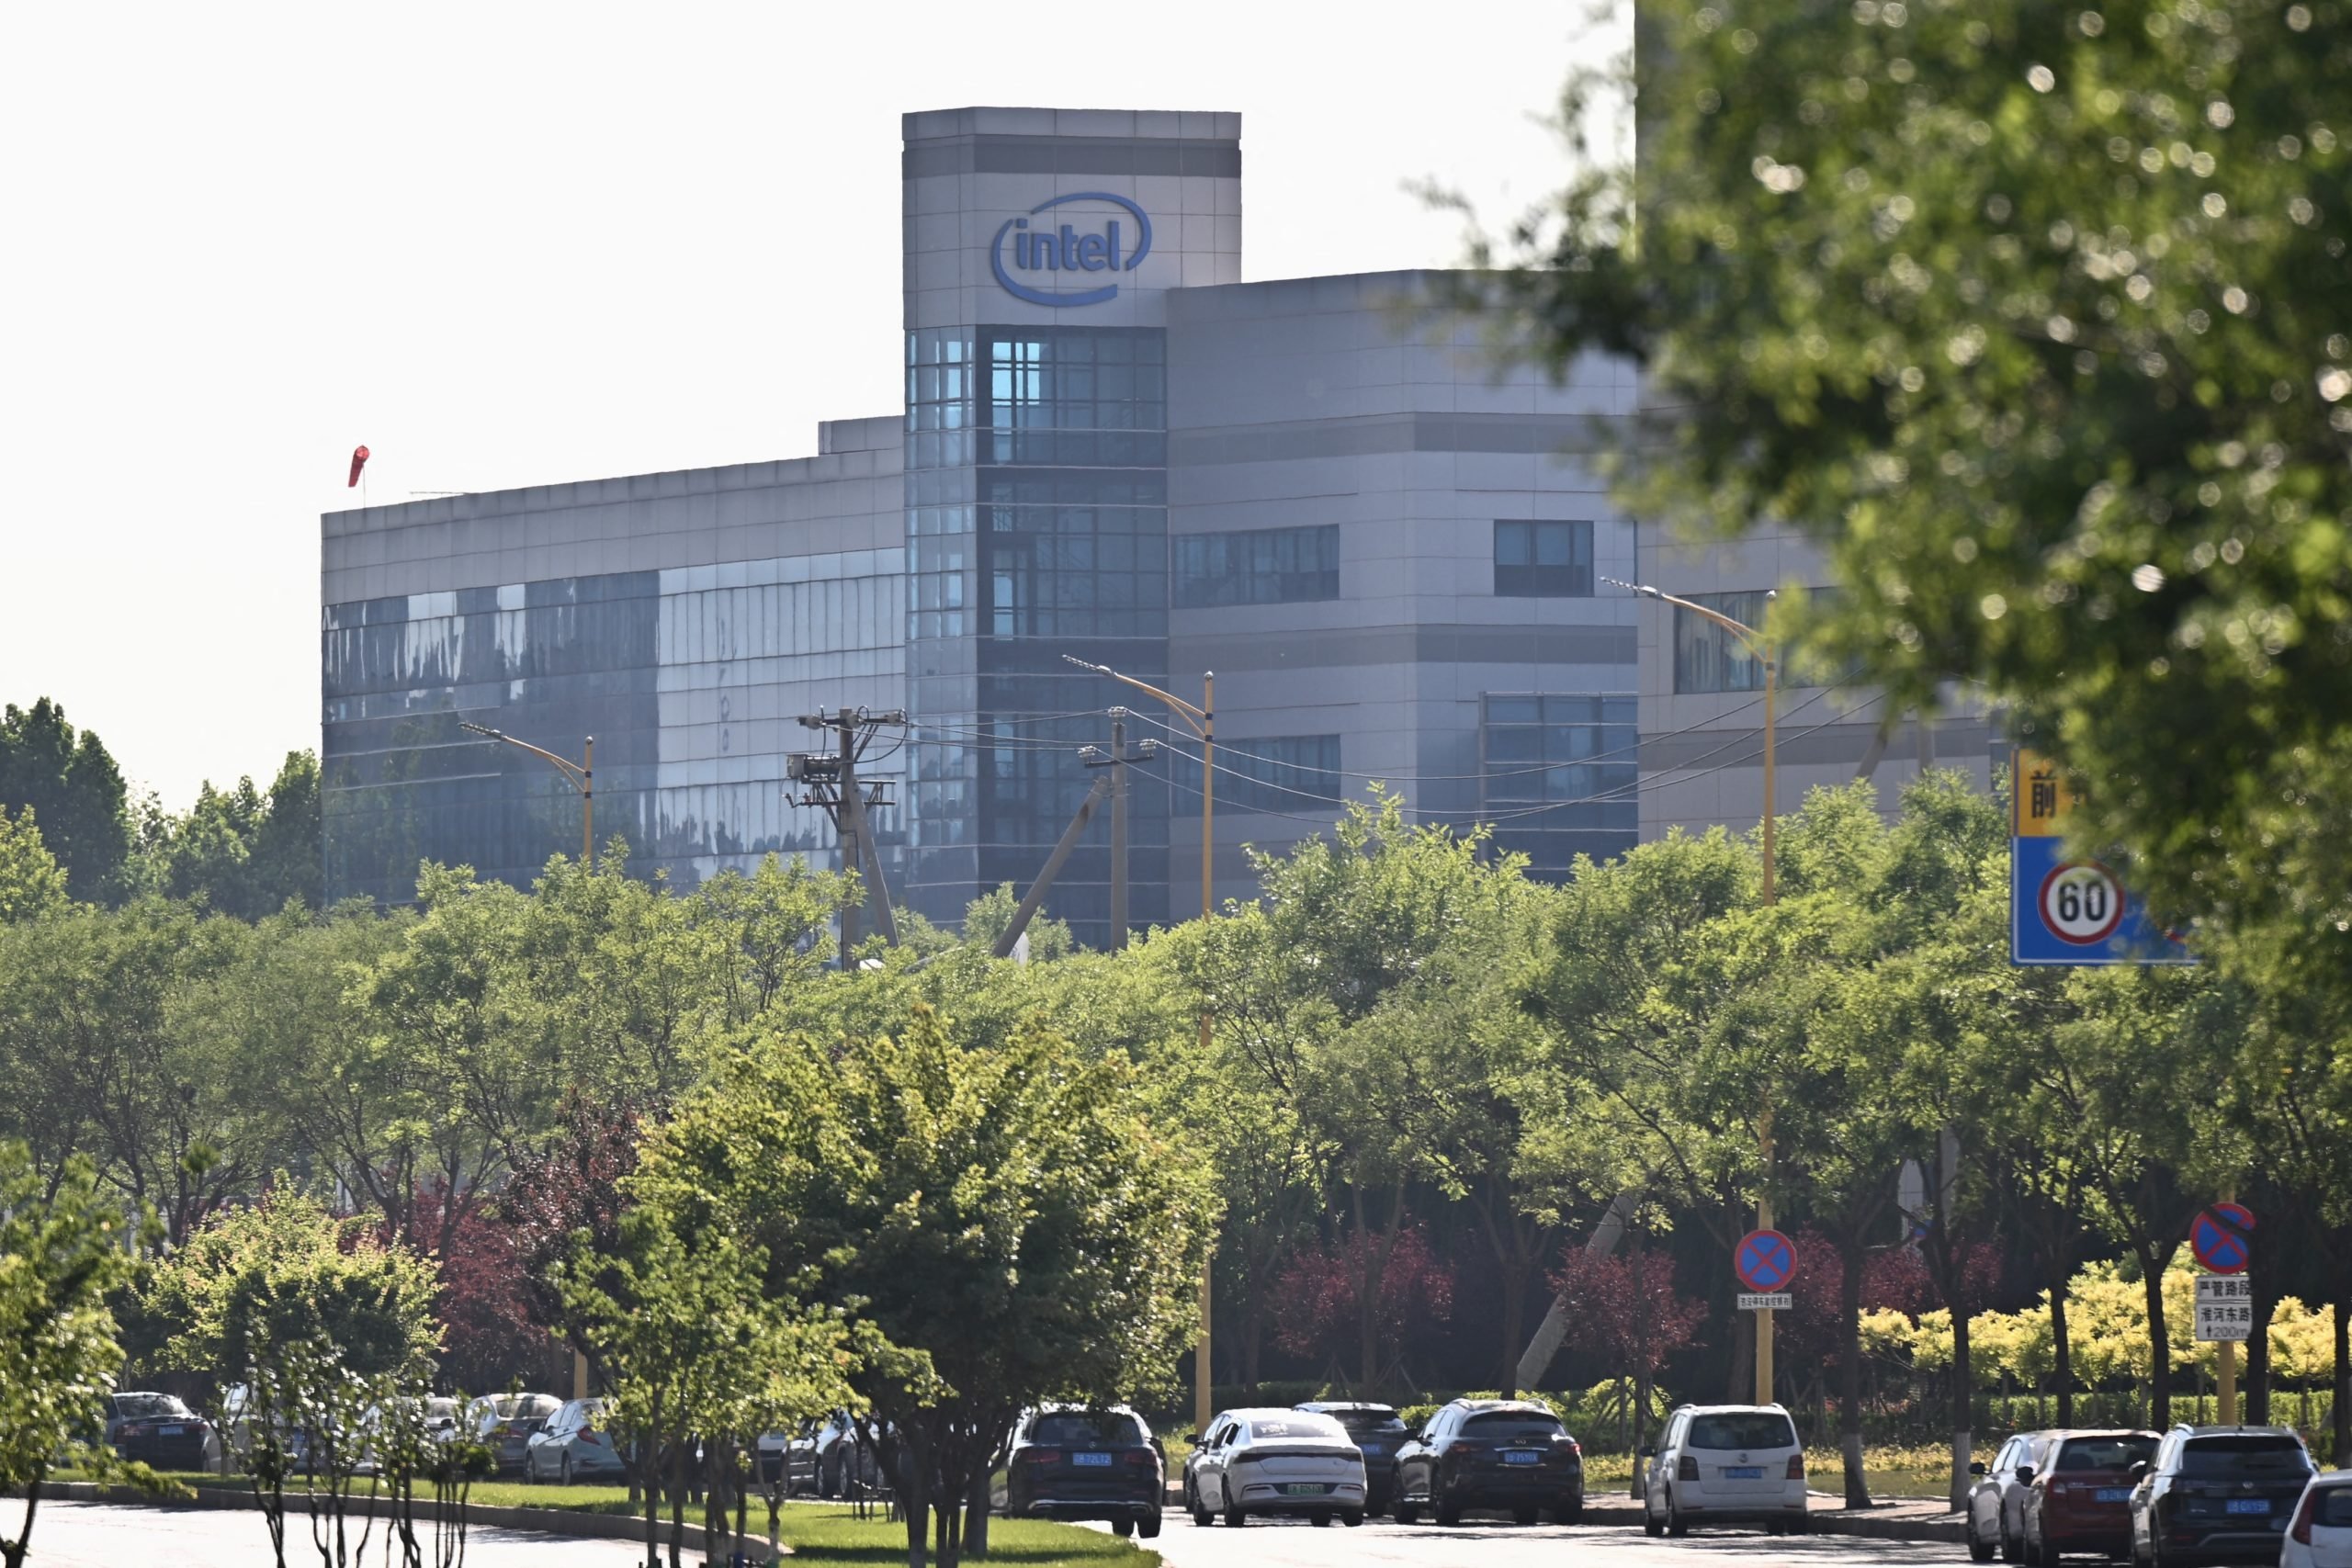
[
  {"left": 1295, "top": 1403, "right": 1408, "bottom": 1515},
  {"left": 2129, "top": 1426, "right": 2316, "bottom": 1566},
  {"left": 1392, "top": 1398, "right": 1585, "bottom": 1527},
  {"left": 990, "top": 1406, "right": 1163, "bottom": 1540}
]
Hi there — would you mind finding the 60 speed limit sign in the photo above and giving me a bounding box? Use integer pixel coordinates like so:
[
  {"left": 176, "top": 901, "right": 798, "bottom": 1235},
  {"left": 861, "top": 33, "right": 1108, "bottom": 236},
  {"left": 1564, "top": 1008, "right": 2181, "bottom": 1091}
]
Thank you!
[{"left": 2037, "top": 860, "right": 2126, "bottom": 945}]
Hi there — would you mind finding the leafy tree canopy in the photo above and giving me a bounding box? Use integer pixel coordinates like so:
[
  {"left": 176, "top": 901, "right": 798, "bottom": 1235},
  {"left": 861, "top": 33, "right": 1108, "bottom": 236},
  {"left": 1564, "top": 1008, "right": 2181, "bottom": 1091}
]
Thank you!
[
  {"left": 0, "top": 699, "right": 130, "bottom": 904},
  {"left": 1477, "top": 0, "right": 2352, "bottom": 998}
]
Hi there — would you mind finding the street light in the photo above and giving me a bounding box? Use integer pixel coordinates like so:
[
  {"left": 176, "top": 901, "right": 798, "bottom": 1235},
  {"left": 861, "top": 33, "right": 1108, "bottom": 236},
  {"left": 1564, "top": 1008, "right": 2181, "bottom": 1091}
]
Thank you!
[
  {"left": 1604, "top": 577, "right": 1781, "bottom": 1404},
  {"left": 460, "top": 724, "right": 594, "bottom": 868},
  {"left": 1064, "top": 654, "right": 1216, "bottom": 1438}
]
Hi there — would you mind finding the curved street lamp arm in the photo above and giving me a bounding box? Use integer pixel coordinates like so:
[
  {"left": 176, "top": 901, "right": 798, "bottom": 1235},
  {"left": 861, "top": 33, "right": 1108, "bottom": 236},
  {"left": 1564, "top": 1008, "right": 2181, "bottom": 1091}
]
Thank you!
[
  {"left": 1058, "top": 655, "right": 1207, "bottom": 735},
  {"left": 460, "top": 723, "right": 589, "bottom": 793}
]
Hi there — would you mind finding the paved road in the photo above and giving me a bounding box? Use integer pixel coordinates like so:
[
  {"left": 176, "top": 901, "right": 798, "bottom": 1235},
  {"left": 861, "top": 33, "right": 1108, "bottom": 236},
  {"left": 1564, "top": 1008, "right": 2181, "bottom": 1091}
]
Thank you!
[
  {"left": 1135, "top": 1514, "right": 1959, "bottom": 1568},
  {"left": 18, "top": 1499, "right": 656, "bottom": 1566}
]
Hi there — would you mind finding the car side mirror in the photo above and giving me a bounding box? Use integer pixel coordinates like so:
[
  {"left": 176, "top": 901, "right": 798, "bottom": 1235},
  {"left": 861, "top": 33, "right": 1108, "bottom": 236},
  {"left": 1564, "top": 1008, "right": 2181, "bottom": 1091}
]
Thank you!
[
  {"left": 2018, "top": 1466, "right": 2036, "bottom": 1484},
  {"left": 1969, "top": 1461, "right": 1986, "bottom": 1476},
  {"left": 1181, "top": 1433, "right": 1197, "bottom": 1446},
  {"left": 1638, "top": 1443, "right": 1656, "bottom": 1460},
  {"left": 2127, "top": 1461, "right": 2148, "bottom": 1482}
]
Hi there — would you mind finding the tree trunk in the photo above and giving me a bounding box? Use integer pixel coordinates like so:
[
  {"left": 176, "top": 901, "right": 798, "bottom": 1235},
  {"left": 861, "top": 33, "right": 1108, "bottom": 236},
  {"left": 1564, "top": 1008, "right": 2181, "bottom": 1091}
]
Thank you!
[
  {"left": 1840, "top": 1235, "right": 1871, "bottom": 1510},
  {"left": 2141, "top": 1245, "right": 2173, "bottom": 1428},
  {"left": 963, "top": 1465, "right": 989, "bottom": 1559},
  {"left": 5, "top": 1483, "right": 41, "bottom": 1568},
  {"left": 2334, "top": 1285, "right": 2350, "bottom": 1468},
  {"left": 902, "top": 1440, "right": 929, "bottom": 1568},
  {"left": 1499, "top": 1254, "right": 1530, "bottom": 1399},
  {"left": 1242, "top": 1309, "right": 1263, "bottom": 1399},
  {"left": 2248, "top": 1260, "right": 2278, "bottom": 1426},
  {"left": 1950, "top": 1301, "right": 1974, "bottom": 1512},
  {"left": 667, "top": 1440, "right": 686, "bottom": 1568},
  {"left": 2052, "top": 1267, "right": 2075, "bottom": 1427}
]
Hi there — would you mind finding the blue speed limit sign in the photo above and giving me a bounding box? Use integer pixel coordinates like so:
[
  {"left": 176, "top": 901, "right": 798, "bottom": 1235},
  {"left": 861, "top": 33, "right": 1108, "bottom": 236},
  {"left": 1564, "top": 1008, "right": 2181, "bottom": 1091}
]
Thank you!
[{"left": 2038, "top": 860, "right": 2125, "bottom": 945}]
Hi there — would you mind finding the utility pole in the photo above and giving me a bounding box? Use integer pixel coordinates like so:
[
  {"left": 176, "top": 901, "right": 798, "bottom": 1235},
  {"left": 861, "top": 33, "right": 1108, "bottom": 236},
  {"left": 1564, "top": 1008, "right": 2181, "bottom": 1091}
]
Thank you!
[
  {"left": 788, "top": 707, "right": 904, "bottom": 966},
  {"left": 1080, "top": 709, "right": 1158, "bottom": 952}
]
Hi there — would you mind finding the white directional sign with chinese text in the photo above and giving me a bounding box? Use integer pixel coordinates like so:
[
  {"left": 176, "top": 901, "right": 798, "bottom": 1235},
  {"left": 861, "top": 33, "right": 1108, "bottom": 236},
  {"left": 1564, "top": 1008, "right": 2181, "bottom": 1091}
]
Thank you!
[{"left": 2194, "top": 1274, "right": 2252, "bottom": 1342}]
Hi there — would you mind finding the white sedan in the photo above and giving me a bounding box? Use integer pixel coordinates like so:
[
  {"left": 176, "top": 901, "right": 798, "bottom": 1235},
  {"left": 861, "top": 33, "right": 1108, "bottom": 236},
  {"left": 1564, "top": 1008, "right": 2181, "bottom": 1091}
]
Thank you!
[{"left": 1183, "top": 1407, "right": 1365, "bottom": 1529}]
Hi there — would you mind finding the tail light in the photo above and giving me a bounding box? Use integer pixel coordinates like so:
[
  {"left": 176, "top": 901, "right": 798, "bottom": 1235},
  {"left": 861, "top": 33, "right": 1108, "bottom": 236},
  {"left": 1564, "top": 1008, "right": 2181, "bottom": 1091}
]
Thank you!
[
  {"left": 1566, "top": 1438, "right": 1583, "bottom": 1458},
  {"left": 1678, "top": 1456, "right": 1701, "bottom": 1482},
  {"left": 579, "top": 1431, "right": 602, "bottom": 1447},
  {"left": 1124, "top": 1450, "right": 1154, "bottom": 1468},
  {"left": 2290, "top": 1493, "right": 2318, "bottom": 1547},
  {"left": 1026, "top": 1450, "right": 1062, "bottom": 1466},
  {"left": 118, "top": 1425, "right": 146, "bottom": 1439},
  {"left": 1787, "top": 1455, "right": 1806, "bottom": 1481}
]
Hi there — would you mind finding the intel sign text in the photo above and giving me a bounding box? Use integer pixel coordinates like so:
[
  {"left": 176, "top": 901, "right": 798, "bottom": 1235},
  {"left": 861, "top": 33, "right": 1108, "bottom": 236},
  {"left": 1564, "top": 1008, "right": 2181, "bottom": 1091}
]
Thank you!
[{"left": 990, "top": 192, "right": 1153, "bottom": 308}]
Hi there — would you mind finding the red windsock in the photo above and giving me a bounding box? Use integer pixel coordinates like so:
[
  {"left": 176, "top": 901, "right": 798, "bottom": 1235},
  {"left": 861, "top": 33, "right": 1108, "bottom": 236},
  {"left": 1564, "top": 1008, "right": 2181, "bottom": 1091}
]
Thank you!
[{"left": 347, "top": 445, "right": 371, "bottom": 488}]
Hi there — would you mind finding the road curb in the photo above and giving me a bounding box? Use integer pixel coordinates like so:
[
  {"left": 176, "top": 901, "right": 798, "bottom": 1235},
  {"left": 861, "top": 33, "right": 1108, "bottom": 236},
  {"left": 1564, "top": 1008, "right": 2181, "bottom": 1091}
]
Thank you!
[{"left": 24, "top": 1480, "right": 792, "bottom": 1555}]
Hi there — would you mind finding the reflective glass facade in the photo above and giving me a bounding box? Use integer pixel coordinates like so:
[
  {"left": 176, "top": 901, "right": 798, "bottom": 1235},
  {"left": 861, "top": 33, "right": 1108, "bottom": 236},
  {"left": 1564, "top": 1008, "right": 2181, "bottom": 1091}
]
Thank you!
[
  {"left": 1479, "top": 694, "right": 1639, "bottom": 879},
  {"left": 904, "top": 325, "right": 1171, "bottom": 944},
  {"left": 1671, "top": 590, "right": 1773, "bottom": 694},
  {"left": 1170, "top": 735, "right": 1341, "bottom": 818},
  {"left": 323, "top": 551, "right": 904, "bottom": 904},
  {"left": 1173, "top": 525, "right": 1340, "bottom": 608}
]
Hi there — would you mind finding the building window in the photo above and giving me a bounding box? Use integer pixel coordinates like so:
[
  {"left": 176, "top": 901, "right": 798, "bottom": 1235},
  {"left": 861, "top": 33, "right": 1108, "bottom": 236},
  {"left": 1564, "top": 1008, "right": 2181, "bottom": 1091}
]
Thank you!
[
  {"left": 1493, "top": 520, "right": 1594, "bottom": 597},
  {"left": 1671, "top": 590, "right": 1772, "bottom": 694},
  {"left": 1479, "top": 694, "right": 1637, "bottom": 880},
  {"left": 1173, "top": 525, "right": 1340, "bottom": 608},
  {"left": 1170, "top": 735, "right": 1341, "bottom": 817}
]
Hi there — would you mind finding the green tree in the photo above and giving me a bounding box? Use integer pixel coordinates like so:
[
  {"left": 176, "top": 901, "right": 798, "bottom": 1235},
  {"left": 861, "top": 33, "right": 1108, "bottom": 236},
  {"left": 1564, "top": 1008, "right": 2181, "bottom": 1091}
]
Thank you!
[
  {"left": 0, "top": 1143, "right": 168, "bottom": 1568},
  {"left": 146, "top": 1188, "right": 442, "bottom": 1568},
  {"left": 134, "top": 751, "right": 324, "bottom": 918},
  {"left": 637, "top": 1008, "right": 1218, "bottom": 1568},
  {"left": 1476, "top": 0, "right": 2352, "bottom": 1007},
  {"left": 0, "top": 808, "right": 68, "bottom": 923},
  {"left": 0, "top": 698, "right": 130, "bottom": 903}
]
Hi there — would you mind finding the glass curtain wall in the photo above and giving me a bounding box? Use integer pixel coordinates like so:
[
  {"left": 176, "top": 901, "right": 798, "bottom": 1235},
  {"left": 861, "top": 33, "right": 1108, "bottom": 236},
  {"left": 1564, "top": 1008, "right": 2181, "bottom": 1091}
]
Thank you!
[
  {"left": 1478, "top": 693, "right": 1638, "bottom": 879},
  {"left": 904, "top": 324, "right": 1171, "bottom": 945}
]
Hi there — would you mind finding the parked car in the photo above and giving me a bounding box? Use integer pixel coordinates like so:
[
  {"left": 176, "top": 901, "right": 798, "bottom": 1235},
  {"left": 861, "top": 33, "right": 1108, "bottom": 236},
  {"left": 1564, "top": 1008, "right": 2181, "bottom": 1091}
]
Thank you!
[
  {"left": 2020, "top": 1430, "right": 2160, "bottom": 1564},
  {"left": 2127, "top": 1426, "right": 2315, "bottom": 1567},
  {"left": 1184, "top": 1407, "right": 1367, "bottom": 1529},
  {"left": 2283, "top": 1470, "right": 2352, "bottom": 1568},
  {"left": 1393, "top": 1398, "right": 1583, "bottom": 1528},
  {"left": 1641, "top": 1403, "right": 1805, "bottom": 1538},
  {"left": 990, "top": 1405, "right": 1162, "bottom": 1539},
  {"left": 771, "top": 1412, "right": 881, "bottom": 1496},
  {"left": 1971, "top": 1432, "right": 2063, "bottom": 1561},
  {"left": 107, "top": 1393, "right": 220, "bottom": 1471},
  {"left": 468, "top": 1393, "right": 561, "bottom": 1477},
  {"left": 524, "top": 1397, "right": 628, "bottom": 1485},
  {"left": 1295, "top": 1402, "right": 1408, "bottom": 1515}
]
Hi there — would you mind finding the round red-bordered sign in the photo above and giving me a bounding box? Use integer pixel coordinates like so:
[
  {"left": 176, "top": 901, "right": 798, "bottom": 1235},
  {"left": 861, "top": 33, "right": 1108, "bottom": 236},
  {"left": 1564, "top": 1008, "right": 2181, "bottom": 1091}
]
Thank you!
[
  {"left": 1735, "top": 1229, "right": 1798, "bottom": 1293},
  {"left": 2037, "top": 860, "right": 2126, "bottom": 945},
  {"left": 2191, "top": 1202, "right": 2255, "bottom": 1275}
]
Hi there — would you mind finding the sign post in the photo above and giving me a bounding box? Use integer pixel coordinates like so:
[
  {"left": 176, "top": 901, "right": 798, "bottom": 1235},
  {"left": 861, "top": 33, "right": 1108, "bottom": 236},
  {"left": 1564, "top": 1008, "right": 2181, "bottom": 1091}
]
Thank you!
[
  {"left": 2010, "top": 748, "right": 2192, "bottom": 965},
  {"left": 1736, "top": 1228, "right": 1798, "bottom": 1403},
  {"left": 2191, "top": 1202, "right": 2255, "bottom": 1425}
]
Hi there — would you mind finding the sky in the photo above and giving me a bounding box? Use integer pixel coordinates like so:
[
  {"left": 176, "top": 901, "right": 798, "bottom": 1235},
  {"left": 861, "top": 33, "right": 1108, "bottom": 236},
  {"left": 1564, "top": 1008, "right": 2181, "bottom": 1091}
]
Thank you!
[{"left": 0, "top": 1, "right": 1619, "bottom": 809}]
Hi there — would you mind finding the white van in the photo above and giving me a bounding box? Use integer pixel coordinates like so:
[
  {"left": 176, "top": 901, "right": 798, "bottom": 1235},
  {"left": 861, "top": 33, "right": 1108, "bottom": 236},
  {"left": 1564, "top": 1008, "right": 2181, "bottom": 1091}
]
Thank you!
[{"left": 1642, "top": 1404, "right": 1807, "bottom": 1536}]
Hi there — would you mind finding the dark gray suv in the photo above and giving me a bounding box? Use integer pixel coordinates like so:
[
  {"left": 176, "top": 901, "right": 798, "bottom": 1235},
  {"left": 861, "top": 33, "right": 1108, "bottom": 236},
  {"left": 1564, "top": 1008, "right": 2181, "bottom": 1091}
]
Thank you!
[{"left": 2129, "top": 1427, "right": 2315, "bottom": 1567}]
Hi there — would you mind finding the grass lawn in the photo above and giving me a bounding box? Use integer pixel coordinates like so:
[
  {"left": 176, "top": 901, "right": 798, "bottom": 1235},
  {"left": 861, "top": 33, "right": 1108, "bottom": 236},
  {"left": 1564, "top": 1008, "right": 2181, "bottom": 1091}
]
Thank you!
[{"left": 63, "top": 1473, "right": 1154, "bottom": 1564}]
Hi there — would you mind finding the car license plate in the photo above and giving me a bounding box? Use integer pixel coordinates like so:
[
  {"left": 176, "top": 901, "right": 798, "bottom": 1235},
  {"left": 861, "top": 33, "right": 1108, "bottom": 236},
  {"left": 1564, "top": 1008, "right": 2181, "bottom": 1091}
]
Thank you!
[
  {"left": 2227, "top": 1499, "right": 2271, "bottom": 1516},
  {"left": 1504, "top": 1450, "right": 1541, "bottom": 1466},
  {"left": 1724, "top": 1466, "right": 1764, "bottom": 1480},
  {"left": 2097, "top": 1489, "right": 2130, "bottom": 1503},
  {"left": 160, "top": 1426, "right": 184, "bottom": 1437},
  {"left": 1072, "top": 1452, "right": 1111, "bottom": 1467},
  {"left": 1283, "top": 1483, "right": 1327, "bottom": 1495}
]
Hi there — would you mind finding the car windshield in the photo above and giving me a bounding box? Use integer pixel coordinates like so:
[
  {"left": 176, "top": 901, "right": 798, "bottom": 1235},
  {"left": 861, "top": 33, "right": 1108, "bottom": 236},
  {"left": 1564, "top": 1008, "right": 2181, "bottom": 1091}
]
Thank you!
[
  {"left": 1029, "top": 1413, "right": 1145, "bottom": 1447},
  {"left": 1463, "top": 1411, "right": 1565, "bottom": 1440},
  {"left": 114, "top": 1395, "right": 192, "bottom": 1419},
  {"left": 2317, "top": 1489, "right": 2352, "bottom": 1529},
  {"left": 1247, "top": 1415, "right": 1346, "bottom": 1442},
  {"left": 2179, "top": 1438, "right": 2310, "bottom": 1476},
  {"left": 2056, "top": 1437, "right": 2155, "bottom": 1472},
  {"left": 1687, "top": 1413, "right": 1798, "bottom": 1450},
  {"left": 1328, "top": 1409, "right": 1406, "bottom": 1436}
]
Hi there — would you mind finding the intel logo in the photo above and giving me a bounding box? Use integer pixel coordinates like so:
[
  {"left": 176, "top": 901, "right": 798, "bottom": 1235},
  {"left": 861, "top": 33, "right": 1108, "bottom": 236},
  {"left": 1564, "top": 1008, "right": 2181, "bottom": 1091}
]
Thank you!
[{"left": 989, "top": 191, "right": 1153, "bottom": 308}]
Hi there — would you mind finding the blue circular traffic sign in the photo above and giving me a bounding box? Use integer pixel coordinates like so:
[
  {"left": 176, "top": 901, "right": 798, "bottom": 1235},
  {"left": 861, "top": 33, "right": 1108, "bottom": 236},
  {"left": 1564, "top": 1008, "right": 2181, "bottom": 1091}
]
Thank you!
[
  {"left": 2191, "top": 1203, "right": 2255, "bottom": 1275},
  {"left": 1736, "top": 1229, "right": 1798, "bottom": 1292}
]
